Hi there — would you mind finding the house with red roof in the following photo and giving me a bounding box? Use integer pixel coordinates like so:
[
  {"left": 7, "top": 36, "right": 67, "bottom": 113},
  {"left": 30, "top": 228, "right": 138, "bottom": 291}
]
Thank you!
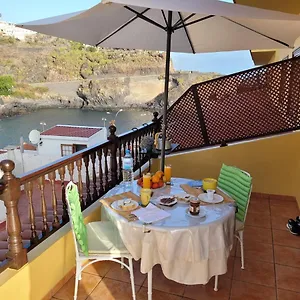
[{"left": 38, "top": 125, "right": 107, "bottom": 157}]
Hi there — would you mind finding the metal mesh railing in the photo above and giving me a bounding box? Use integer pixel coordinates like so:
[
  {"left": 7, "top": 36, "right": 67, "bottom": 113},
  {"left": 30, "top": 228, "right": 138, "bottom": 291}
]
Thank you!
[{"left": 165, "top": 57, "right": 300, "bottom": 151}]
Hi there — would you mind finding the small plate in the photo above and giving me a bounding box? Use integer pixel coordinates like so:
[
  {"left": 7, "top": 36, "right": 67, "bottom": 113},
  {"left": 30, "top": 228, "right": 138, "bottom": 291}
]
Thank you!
[
  {"left": 198, "top": 193, "right": 224, "bottom": 204},
  {"left": 185, "top": 208, "right": 206, "bottom": 218},
  {"left": 174, "top": 193, "right": 194, "bottom": 203},
  {"left": 156, "top": 195, "right": 177, "bottom": 206},
  {"left": 111, "top": 199, "right": 139, "bottom": 211}
]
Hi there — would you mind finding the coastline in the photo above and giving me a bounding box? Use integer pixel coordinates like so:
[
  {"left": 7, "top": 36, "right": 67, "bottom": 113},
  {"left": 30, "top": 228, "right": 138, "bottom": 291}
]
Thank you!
[{"left": 0, "top": 96, "right": 156, "bottom": 119}]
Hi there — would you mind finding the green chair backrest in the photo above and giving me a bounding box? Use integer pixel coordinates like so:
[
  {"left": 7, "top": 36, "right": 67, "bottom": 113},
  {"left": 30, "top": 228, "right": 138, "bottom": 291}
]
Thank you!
[
  {"left": 66, "top": 182, "right": 89, "bottom": 256},
  {"left": 217, "top": 164, "right": 252, "bottom": 222}
]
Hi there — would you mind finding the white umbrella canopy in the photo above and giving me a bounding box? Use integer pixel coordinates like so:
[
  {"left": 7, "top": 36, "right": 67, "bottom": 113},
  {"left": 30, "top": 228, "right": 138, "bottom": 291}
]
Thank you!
[
  {"left": 18, "top": 0, "right": 300, "bottom": 170},
  {"left": 19, "top": 0, "right": 300, "bottom": 52}
]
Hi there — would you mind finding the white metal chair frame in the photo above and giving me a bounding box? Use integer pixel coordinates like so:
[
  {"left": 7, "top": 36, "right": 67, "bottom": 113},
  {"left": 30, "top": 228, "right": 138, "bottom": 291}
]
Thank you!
[
  {"left": 218, "top": 168, "right": 252, "bottom": 271},
  {"left": 66, "top": 185, "right": 136, "bottom": 300},
  {"left": 235, "top": 182, "right": 252, "bottom": 270},
  {"left": 229, "top": 168, "right": 252, "bottom": 270}
]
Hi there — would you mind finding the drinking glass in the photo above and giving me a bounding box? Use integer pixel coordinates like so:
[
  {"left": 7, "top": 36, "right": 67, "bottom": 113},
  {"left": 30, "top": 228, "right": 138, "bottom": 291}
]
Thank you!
[
  {"left": 143, "top": 173, "right": 151, "bottom": 189},
  {"left": 140, "top": 188, "right": 151, "bottom": 207},
  {"left": 164, "top": 164, "right": 172, "bottom": 185}
]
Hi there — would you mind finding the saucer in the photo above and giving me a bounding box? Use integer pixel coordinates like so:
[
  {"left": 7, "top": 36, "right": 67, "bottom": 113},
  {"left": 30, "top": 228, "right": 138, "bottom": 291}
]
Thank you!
[
  {"left": 185, "top": 208, "right": 206, "bottom": 218},
  {"left": 198, "top": 193, "right": 223, "bottom": 204},
  {"left": 111, "top": 199, "right": 139, "bottom": 211}
]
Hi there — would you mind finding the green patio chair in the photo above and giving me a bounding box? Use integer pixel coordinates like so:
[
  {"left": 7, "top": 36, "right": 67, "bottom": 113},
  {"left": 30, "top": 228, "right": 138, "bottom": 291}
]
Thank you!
[
  {"left": 217, "top": 164, "right": 252, "bottom": 270},
  {"left": 66, "top": 181, "right": 136, "bottom": 300}
]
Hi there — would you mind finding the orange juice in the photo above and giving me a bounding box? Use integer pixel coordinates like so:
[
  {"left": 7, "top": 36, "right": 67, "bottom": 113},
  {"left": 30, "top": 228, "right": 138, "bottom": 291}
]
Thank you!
[
  {"left": 143, "top": 173, "right": 151, "bottom": 189},
  {"left": 140, "top": 188, "right": 151, "bottom": 207},
  {"left": 165, "top": 165, "right": 172, "bottom": 183}
]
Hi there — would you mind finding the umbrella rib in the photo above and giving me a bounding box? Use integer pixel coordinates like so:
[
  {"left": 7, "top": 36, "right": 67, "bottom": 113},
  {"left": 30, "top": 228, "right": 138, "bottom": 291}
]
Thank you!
[
  {"left": 173, "top": 13, "right": 195, "bottom": 28},
  {"left": 124, "top": 6, "right": 166, "bottom": 31},
  {"left": 174, "top": 15, "right": 214, "bottom": 30},
  {"left": 161, "top": 10, "right": 168, "bottom": 27},
  {"left": 96, "top": 7, "right": 150, "bottom": 46},
  {"left": 223, "top": 17, "right": 291, "bottom": 48},
  {"left": 178, "top": 12, "right": 195, "bottom": 54}
]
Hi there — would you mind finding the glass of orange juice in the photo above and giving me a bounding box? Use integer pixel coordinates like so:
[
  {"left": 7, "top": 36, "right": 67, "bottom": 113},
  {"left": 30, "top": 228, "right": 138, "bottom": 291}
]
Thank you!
[
  {"left": 164, "top": 164, "right": 172, "bottom": 185},
  {"left": 140, "top": 188, "right": 152, "bottom": 207},
  {"left": 143, "top": 173, "right": 151, "bottom": 189}
]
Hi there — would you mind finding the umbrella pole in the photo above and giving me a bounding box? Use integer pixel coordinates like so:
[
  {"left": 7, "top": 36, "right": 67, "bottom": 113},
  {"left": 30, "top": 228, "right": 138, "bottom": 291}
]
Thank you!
[{"left": 160, "top": 11, "right": 173, "bottom": 172}]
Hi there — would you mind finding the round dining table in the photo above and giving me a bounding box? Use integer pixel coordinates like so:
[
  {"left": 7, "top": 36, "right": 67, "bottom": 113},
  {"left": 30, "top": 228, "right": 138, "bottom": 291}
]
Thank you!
[{"left": 101, "top": 178, "right": 235, "bottom": 299}]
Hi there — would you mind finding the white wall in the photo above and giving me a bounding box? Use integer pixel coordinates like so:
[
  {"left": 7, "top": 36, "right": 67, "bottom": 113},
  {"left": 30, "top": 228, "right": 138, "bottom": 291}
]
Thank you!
[
  {"left": 88, "top": 128, "right": 107, "bottom": 146},
  {"left": 38, "top": 136, "right": 89, "bottom": 157},
  {"left": 38, "top": 128, "right": 107, "bottom": 157},
  {"left": 0, "top": 21, "right": 35, "bottom": 40}
]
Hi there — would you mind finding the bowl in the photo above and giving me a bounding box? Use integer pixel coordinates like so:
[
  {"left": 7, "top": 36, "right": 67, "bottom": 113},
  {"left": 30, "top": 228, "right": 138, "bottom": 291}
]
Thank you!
[{"left": 202, "top": 178, "right": 217, "bottom": 191}]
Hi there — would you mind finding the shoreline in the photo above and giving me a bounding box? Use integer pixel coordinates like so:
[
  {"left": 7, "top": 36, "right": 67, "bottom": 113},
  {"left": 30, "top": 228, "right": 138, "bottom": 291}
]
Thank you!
[{"left": 0, "top": 97, "right": 157, "bottom": 119}]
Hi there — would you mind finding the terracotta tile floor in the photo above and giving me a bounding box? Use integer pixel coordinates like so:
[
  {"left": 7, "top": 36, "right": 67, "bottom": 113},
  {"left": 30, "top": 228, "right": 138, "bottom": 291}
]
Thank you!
[{"left": 52, "top": 194, "right": 300, "bottom": 300}]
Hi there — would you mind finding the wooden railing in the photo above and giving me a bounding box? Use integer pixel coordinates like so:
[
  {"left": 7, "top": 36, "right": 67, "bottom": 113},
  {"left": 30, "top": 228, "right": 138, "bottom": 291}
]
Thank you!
[{"left": 0, "top": 112, "right": 160, "bottom": 271}]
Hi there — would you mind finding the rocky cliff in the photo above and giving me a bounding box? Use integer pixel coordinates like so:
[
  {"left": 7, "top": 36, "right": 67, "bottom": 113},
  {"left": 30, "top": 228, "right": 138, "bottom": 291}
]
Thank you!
[{"left": 0, "top": 34, "right": 221, "bottom": 117}]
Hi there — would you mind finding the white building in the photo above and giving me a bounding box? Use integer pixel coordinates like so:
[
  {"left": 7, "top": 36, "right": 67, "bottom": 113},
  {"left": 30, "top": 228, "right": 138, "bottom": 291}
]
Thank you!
[
  {"left": 38, "top": 125, "right": 107, "bottom": 157},
  {"left": 0, "top": 20, "right": 35, "bottom": 40},
  {"left": 0, "top": 125, "right": 107, "bottom": 223},
  {"left": 0, "top": 125, "right": 108, "bottom": 177}
]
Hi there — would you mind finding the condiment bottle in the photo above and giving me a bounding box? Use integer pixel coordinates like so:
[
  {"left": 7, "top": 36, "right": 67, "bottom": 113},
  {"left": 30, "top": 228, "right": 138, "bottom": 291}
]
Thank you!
[{"left": 189, "top": 198, "right": 200, "bottom": 215}]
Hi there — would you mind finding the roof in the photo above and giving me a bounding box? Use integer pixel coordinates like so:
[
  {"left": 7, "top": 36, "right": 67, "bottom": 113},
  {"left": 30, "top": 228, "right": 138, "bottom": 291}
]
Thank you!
[
  {"left": 41, "top": 125, "right": 102, "bottom": 138},
  {"left": 22, "top": 143, "right": 37, "bottom": 151}
]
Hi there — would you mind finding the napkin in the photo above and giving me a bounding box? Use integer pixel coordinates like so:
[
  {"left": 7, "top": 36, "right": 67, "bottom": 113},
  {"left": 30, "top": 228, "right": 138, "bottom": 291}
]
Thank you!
[
  {"left": 187, "top": 180, "right": 203, "bottom": 188},
  {"left": 133, "top": 203, "right": 171, "bottom": 224}
]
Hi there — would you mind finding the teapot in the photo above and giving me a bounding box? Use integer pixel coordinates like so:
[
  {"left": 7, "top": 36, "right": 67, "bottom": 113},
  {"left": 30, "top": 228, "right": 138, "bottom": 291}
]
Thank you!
[{"left": 154, "top": 132, "right": 172, "bottom": 151}]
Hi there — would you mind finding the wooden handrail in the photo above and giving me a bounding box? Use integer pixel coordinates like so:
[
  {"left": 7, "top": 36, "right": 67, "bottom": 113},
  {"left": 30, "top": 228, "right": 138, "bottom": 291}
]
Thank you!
[
  {"left": 0, "top": 160, "right": 27, "bottom": 269},
  {"left": 20, "top": 120, "right": 157, "bottom": 184},
  {"left": 0, "top": 112, "right": 159, "bottom": 265},
  {"left": 20, "top": 140, "right": 111, "bottom": 184}
]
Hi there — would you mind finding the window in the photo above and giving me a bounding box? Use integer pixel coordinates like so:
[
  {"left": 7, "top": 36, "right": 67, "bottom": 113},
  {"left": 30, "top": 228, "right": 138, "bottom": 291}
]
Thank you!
[
  {"left": 74, "top": 144, "right": 87, "bottom": 152},
  {"left": 292, "top": 47, "right": 300, "bottom": 57},
  {"left": 61, "top": 144, "right": 74, "bottom": 156}
]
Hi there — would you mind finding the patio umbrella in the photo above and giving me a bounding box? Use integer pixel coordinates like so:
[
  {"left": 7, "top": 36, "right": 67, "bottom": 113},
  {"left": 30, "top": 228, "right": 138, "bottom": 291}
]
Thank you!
[{"left": 18, "top": 0, "right": 300, "bottom": 170}]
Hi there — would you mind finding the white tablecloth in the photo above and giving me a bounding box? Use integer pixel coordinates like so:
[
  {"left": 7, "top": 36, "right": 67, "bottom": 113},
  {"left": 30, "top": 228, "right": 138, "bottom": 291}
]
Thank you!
[{"left": 101, "top": 178, "right": 235, "bottom": 285}]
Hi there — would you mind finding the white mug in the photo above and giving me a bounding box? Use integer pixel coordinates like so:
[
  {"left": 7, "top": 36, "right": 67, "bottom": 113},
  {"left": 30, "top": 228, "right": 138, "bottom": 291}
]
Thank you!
[{"left": 207, "top": 189, "right": 215, "bottom": 201}]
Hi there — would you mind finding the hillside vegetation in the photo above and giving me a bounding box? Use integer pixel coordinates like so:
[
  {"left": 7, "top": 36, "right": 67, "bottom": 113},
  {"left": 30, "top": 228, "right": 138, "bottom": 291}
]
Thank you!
[
  {"left": 0, "top": 34, "right": 169, "bottom": 83},
  {"left": 0, "top": 33, "right": 221, "bottom": 112}
]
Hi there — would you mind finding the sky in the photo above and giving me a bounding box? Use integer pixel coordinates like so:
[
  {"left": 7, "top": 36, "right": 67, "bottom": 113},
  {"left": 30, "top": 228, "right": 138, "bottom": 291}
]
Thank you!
[{"left": 1, "top": 0, "right": 255, "bottom": 75}]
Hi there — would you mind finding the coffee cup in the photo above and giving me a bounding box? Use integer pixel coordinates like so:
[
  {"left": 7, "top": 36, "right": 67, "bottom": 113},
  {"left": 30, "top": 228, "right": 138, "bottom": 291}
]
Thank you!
[{"left": 207, "top": 189, "right": 215, "bottom": 201}]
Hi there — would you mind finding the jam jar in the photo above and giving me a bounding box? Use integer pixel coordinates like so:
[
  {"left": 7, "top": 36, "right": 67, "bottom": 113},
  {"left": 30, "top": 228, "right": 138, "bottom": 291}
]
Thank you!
[{"left": 189, "top": 197, "right": 200, "bottom": 215}]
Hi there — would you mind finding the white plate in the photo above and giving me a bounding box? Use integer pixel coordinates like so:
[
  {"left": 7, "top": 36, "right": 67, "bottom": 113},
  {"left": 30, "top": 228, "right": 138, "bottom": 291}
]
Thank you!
[
  {"left": 174, "top": 193, "right": 195, "bottom": 203},
  {"left": 156, "top": 195, "right": 177, "bottom": 206},
  {"left": 111, "top": 199, "right": 139, "bottom": 211},
  {"left": 185, "top": 208, "right": 206, "bottom": 218},
  {"left": 198, "top": 193, "right": 224, "bottom": 204}
]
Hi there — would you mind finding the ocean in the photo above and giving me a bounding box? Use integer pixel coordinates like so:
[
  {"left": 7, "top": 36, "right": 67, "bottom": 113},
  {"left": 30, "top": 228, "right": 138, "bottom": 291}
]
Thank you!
[{"left": 0, "top": 108, "right": 153, "bottom": 149}]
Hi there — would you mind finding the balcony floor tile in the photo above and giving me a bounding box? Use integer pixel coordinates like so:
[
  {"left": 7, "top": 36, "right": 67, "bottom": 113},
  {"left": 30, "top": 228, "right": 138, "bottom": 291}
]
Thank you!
[
  {"left": 53, "top": 273, "right": 102, "bottom": 300},
  {"left": 86, "top": 278, "right": 140, "bottom": 300},
  {"left": 50, "top": 193, "right": 300, "bottom": 300},
  {"left": 230, "top": 281, "right": 276, "bottom": 300}
]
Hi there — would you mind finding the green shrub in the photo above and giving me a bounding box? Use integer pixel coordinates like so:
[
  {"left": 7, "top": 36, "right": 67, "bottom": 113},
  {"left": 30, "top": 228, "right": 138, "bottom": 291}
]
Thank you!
[
  {"left": 12, "top": 90, "right": 36, "bottom": 99},
  {"left": 0, "top": 75, "right": 15, "bottom": 95},
  {"left": 86, "top": 46, "right": 97, "bottom": 52},
  {"left": 34, "top": 86, "right": 49, "bottom": 94}
]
